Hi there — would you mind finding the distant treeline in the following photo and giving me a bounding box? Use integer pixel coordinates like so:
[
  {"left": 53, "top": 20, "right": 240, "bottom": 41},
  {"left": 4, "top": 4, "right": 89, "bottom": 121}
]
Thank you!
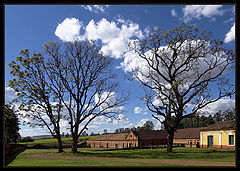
[
  {"left": 177, "top": 109, "right": 235, "bottom": 129},
  {"left": 113, "top": 109, "right": 235, "bottom": 133},
  {"left": 115, "top": 121, "right": 154, "bottom": 133}
]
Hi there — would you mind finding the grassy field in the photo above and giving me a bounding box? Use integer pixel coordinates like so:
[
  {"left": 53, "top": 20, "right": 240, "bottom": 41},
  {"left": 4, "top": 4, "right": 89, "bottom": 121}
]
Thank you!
[
  {"left": 19, "top": 135, "right": 100, "bottom": 145},
  {"left": 8, "top": 147, "right": 235, "bottom": 167}
]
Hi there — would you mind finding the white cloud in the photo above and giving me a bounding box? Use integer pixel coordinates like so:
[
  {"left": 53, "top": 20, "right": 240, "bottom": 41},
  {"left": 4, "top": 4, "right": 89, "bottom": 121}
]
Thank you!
[
  {"left": 171, "top": 9, "right": 177, "bottom": 17},
  {"left": 16, "top": 101, "right": 71, "bottom": 136},
  {"left": 224, "top": 23, "right": 235, "bottom": 43},
  {"left": 55, "top": 18, "right": 84, "bottom": 42},
  {"left": 5, "top": 86, "right": 17, "bottom": 104},
  {"left": 95, "top": 91, "right": 124, "bottom": 113},
  {"left": 135, "top": 118, "right": 149, "bottom": 127},
  {"left": 19, "top": 127, "right": 50, "bottom": 137},
  {"left": 86, "top": 18, "right": 120, "bottom": 43},
  {"left": 182, "top": 5, "right": 224, "bottom": 22},
  {"left": 55, "top": 17, "right": 144, "bottom": 59},
  {"left": 154, "top": 120, "right": 162, "bottom": 130},
  {"left": 81, "top": 5, "right": 109, "bottom": 13},
  {"left": 198, "top": 97, "right": 235, "bottom": 115},
  {"left": 134, "top": 106, "right": 142, "bottom": 114},
  {"left": 111, "top": 113, "right": 130, "bottom": 125},
  {"left": 120, "top": 50, "right": 146, "bottom": 74},
  {"left": 87, "top": 113, "right": 131, "bottom": 134},
  {"left": 85, "top": 18, "right": 144, "bottom": 58},
  {"left": 92, "top": 115, "right": 110, "bottom": 125}
]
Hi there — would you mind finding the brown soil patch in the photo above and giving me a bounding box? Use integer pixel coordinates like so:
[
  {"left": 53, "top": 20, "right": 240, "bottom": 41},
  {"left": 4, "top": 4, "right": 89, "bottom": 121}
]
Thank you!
[{"left": 23, "top": 154, "right": 235, "bottom": 167}]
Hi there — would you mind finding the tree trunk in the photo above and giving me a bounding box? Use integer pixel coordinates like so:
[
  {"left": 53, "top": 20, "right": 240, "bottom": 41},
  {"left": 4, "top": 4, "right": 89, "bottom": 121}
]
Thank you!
[
  {"left": 167, "top": 130, "right": 174, "bottom": 153},
  {"left": 57, "top": 137, "right": 64, "bottom": 153},
  {"left": 56, "top": 132, "right": 64, "bottom": 153},
  {"left": 71, "top": 134, "right": 78, "bottom": 153}
]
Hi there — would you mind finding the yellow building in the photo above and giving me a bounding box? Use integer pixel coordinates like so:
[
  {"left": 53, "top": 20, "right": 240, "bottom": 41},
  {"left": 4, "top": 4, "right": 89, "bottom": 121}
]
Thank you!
[{"left": 200, "top": 120, "right": 235, "bottom": 149}]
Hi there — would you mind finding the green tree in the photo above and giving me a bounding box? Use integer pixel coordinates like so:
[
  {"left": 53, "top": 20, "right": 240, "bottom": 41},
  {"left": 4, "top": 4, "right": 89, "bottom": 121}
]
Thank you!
[
  {"left": 213, "top": 110, "right": 223, "bottom": 122},
  {"left": 141, "top": 121, "right": 154, "bottom": 131},
  {"left": 43, "top": 41, "right": 128, "bottom": 153},
  {"left": 8, "top": 50, "right": 65, "bottom": 152},
  {"left": 5, "top": 104, "right": 21, "bottom": 143},
  {"left": 128, "top": 23, "right": 235, "bottom": 152},
  {"left": 222, "top": 109, "right": 235, "bottom": 121}
]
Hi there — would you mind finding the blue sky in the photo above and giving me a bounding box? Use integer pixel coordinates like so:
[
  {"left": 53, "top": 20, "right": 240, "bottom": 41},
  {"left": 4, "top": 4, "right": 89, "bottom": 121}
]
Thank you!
[{"left": 5, "top": 5, "right": 235, "bottom": 137}]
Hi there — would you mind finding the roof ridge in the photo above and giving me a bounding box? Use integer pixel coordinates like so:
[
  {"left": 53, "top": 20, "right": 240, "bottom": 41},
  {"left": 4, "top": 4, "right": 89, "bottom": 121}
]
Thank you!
[{"left": 200, "top": 120, "right": 235, "bottom": 131}]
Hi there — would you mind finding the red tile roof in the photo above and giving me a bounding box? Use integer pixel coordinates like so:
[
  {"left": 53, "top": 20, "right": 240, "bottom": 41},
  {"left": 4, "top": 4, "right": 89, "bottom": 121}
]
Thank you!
[
  {"left": 200, "top": 120, "right": 235, "bottom": 131},
  {"left": 174, "top": 128, "right": 200, "bottom": 139},
  {"left": 134, "top": 130, "right": 168, "bottom": 140},
  {"left": 88, "top": 130, "right": 169, "bottom": 141},
  {"left": 87, "top": 133, "right": 128, "bottom": 141}
]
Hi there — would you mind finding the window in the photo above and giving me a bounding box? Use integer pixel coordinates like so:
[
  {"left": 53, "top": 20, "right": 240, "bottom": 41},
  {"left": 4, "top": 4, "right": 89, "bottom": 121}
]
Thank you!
[{"left": 229, "top": 135, "right": 234, "bottom": 145}]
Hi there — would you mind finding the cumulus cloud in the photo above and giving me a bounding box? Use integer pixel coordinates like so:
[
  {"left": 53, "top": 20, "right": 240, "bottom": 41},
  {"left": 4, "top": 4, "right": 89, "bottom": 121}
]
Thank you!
[
  {"left": 85, "top": 18, "right": 120, "bottom": 43},
  {"left": 81, "top": 5, "right": 109, "bottom": 13},
  {"left": 95, "top": 91, "right": 124, "bottom": 113},
  {"left": 154, "top": 121, "right": 162, "bottom": 130},
  {"left": 224, "top": 23, "right": 235, "bottom": 43},
  {"left": 55, "top": 17, "right": 144, "bottom": 59},
  {"left": 111, "top": 113, "right": 130, "bottom": 125},
  {"left": 55, "top": 18, "right": 84, "bottom": 42},
  {"left": 85, "top": 18, "right": 144, "bottom": 58},
  {"left": 198, "top": 97, "right": 235, "bottom": 115},
  {"left": 134, "top": 106, "right": 142, "bottom": 114},
  {"left": 135, "top": 118, "right": 150, "bottom": 127},
  {"left": 182, "top": 5, "right": 225, "bottom": 22},
  {"left": 91, "top": 115, "right": 111, "bottom": 125}
]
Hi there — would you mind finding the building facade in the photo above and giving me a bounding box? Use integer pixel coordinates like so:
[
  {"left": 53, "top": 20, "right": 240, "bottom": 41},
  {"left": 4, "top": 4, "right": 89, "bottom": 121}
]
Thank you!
[
  {"left": 87, "top": 120, "right": 235, "bottom": 149},
  {"left": 200, "top": 120, "right": 235, "bottom": 149},
  {"left": 173, "top": 128, "right": 200, "bottom": 148},
  {"left": 87, "top": 130, "right": 168, "bottom": 148}
]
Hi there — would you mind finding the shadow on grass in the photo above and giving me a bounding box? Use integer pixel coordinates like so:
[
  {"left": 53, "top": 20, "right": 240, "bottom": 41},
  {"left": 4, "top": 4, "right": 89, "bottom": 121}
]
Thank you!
[
  {"left": 61, "top": 147, "right": 235, "bottom": 162},
  {"left": 5, "top": 144, "right": 27, "bottom": 166}
]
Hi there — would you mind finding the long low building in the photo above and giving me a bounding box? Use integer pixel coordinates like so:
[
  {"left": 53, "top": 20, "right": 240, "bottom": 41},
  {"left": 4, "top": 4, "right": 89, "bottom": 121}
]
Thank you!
[
  {"left": 173, "top": 128, "right": 200, "bottom": 148},
  {"left": 86, "top": 120, "right": 235, "bottom": 149},
  {"left": 87, "top": 128, "right": 200, "bottom": 148},
  {"left": 87, "top": 130, "right": 168, "bottom": 148}
]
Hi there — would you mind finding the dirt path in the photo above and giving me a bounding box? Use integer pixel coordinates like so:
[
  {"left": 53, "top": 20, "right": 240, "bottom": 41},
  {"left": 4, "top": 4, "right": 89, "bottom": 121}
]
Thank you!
[{"left": 23, "top": 154, "right": 235, "bottom": 166}]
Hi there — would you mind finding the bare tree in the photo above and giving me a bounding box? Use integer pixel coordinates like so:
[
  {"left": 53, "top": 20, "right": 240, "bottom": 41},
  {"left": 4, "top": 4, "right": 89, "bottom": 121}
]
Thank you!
[
  {"left": 43, "top": 41, "right": 127, "bottom": 153},
  {"left": 8, "top": 50, "right": 65, "bottom": 152},
  {"left": 128, "top": 23, "right": 235, "bottom": 152}
]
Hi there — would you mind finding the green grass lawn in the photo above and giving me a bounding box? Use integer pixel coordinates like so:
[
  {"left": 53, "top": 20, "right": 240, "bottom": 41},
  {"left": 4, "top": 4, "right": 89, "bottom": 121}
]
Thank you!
[
  {"left": 8, "top": 147, "right": 235, "bottom": 167},
  {"left": 19, "top": 135, "right": 100, "bottom": 145},
  {"left": 62, "top": 147, "right": 235, "bottom": 162}
]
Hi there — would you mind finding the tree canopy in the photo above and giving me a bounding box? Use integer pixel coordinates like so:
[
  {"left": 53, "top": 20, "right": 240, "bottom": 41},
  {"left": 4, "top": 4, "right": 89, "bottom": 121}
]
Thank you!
[
  {"left": 128, "top": 22, "right": 235, "bottom": 152},
  {"left": 5, "top": 104, "right": 21, "bottom": 143}
]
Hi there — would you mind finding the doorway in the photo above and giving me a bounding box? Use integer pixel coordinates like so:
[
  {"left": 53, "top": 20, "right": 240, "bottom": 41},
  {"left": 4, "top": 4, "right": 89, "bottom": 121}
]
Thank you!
[{"left": 207, "top": 135, "right": 213, "bottom": 147}]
